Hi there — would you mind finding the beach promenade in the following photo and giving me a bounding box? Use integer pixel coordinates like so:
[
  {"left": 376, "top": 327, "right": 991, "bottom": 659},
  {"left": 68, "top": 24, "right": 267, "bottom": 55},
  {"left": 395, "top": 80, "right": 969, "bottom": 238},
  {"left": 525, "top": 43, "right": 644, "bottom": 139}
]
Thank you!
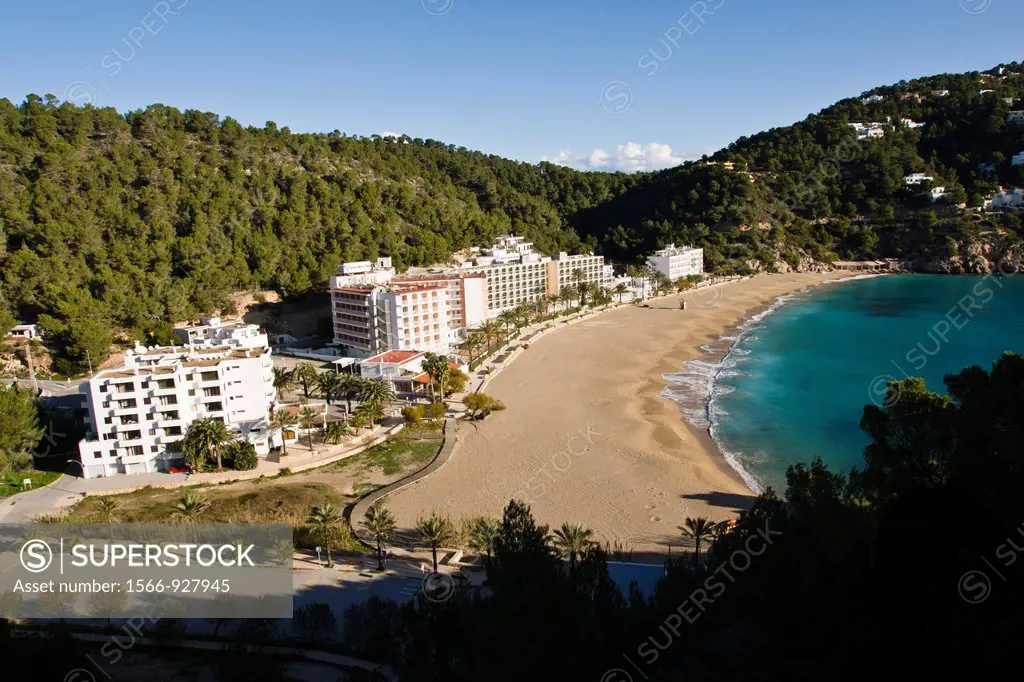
[{"left": 385, "top": 272, "right": 847, "bottom": 557}]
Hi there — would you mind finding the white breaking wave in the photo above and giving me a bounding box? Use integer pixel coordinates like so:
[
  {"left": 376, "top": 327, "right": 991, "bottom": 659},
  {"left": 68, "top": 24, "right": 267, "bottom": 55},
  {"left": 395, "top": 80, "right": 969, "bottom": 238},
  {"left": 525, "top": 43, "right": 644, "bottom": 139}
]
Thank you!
[{"left": 660, "top": 290, "right": 814, "bottom": 494}]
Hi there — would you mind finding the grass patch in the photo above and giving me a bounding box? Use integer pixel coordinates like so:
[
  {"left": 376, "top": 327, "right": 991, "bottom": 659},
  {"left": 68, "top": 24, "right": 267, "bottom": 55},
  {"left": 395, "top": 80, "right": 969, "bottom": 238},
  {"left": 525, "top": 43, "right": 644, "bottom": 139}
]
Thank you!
[
  {"left": 71, "top": 481, "right": 341, "bottom": 526},
  {"left": 330, "top": 430, "right": 441, "bottom": 476},
  {"left": 0, "top": 470, "right": 62, "bottom": 498}
]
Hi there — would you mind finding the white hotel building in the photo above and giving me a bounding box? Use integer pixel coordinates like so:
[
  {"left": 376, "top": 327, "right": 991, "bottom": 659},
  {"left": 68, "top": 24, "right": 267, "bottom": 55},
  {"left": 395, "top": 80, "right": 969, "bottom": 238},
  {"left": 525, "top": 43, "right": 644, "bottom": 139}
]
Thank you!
[
  {"left": 330, "top": 235, "right": 613, "bottom": 354},
  {"left": 646, "top": 244, "right": 705, "bottom": 281},
  {"left": 76, "top": 319, "right": 276, "bottom": 479}
]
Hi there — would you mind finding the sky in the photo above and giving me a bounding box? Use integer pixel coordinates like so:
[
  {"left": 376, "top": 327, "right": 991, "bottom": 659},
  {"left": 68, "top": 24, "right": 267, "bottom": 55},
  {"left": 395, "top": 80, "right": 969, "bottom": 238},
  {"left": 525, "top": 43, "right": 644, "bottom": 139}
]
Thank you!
[{"left": 1, "top": 0, "right": 1020, "bottom": 172}]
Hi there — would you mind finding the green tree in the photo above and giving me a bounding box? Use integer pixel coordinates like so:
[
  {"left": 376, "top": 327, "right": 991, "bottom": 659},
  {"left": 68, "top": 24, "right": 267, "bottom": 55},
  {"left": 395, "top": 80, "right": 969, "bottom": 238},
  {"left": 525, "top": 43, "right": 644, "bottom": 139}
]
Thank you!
[
  {"left": 363, "top": 503, "right": 398, "bottom": 570},
  {"left": 170, "top": 492, "right": 210, "bottom": 522},
  {"left": 291, "top": 362, "right": 320, "bottom": 400},
  {"left": 468, "top": 517, "right": 500, "bottom": 561},
  {"left": 182, "top": 417, "right": 233, "bottom": 471},
  {"left": 551, "top": 522, "right": 594, "bottom": 573},
  {"left": 316, "top": 371, "right": 345, "bottom": 406},
  {"left": 307, "top": 502, "right": 344, "bottom": 567},
  {"left": 0, "top": 384, "right": 42, "bottom": 475},
  {"left": 680, "top": 516, "right": 724, "bottom": 566},
  {"left": 271, "top": 409, "right": 298, "bottom": 456},
  {"left": 358, "top": 378, "right": 396, "bottom": 422},
  {"left": 297, "top": 407, "right": 321, "bottom": 452},
  {"left": 415, "top": 510, "right": 456, "bottom": 573}
]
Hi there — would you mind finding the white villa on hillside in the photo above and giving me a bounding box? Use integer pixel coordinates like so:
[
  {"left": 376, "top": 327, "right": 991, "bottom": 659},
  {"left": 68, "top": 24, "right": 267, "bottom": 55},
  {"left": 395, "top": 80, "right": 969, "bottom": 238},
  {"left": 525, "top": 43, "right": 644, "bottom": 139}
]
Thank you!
[
  {"left": 1012, "top": 152, "right": 1024, "bottom": 167},
  {"left": 646, "top": 244, "right": 705, "bottom": 280},
  {"left": 1008, "top": 111, "right": 1024, "bottom": 123},
  {"left": 985, "top": 188, "right": 1024, "bottom": 210},
  {"left": 76, "top": 319, "right": 276, "bottom": 478},
  {"left": 904, "top": 173, "right": 934, "bottom": 186},
  {"left": 928, "top": 187, "right": 949, "bottom": 202},
  {"left": 861, "top": 95, "right": 884, "bottom": 104}
]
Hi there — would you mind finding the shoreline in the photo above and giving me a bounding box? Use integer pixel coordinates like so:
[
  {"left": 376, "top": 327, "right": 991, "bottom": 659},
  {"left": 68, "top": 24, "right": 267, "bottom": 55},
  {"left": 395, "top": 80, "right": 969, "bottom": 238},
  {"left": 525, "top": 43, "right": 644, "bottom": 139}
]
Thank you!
[
  {"left": 385, "top": 272, "right": 852, "bottom": 556},
  {"left": 669, "top": 272, "right": 888, "bottom": 494}
]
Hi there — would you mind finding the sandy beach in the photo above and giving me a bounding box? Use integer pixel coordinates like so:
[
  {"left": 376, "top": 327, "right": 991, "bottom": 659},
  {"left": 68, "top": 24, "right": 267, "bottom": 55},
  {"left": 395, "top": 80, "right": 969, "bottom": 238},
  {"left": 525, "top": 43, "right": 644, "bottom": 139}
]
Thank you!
[{"left": 386, "top": 272, "right": 848, "bottom": 557}]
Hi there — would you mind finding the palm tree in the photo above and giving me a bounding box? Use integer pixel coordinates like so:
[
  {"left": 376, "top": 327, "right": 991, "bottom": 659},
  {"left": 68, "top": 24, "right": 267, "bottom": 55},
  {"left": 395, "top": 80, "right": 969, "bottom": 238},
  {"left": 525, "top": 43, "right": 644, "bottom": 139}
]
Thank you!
[
  {"left": 338, "top": 373, "right": 364, "bottom": 416},
  {"left": 558, "top": 289, "right": 576, "bottom": 311},
  {"left": 468, "top": 517, "right": 500, "bottom": 561},
  {"left": 613, "top": 282, "right": 629, "bottom": 303},
  {"left": 461, "top": 334, "right": 483, "bottom": 365},
  {"left": 552, "top": 522, "right": 594, "bottom": 573},
  {"left": 316, "top": 372, "right": 345, "bottom": 407},
  {"left": 358, "top": 378, "right": 396, "bottom": 421},
  {"left": 96, "top": 497, "right": 120, "bottom": 522},
  {"left": 307, "top": 502, "right": 343, "bottom": 567},
  {"left": 478, "top": 319, "right": 503, "bottom": 355},
  {"left": 297, "top": 407, "right": 321, "bottom": 452},
  {"left": 323, "top": 421, "right": 347, "bottom": 445},
  {"left": 496, "top": 310, "right": 517, "bottom": 339},
  {"left": 362, "top": 503, "right": 397, "bottom": 570},
  {"left": 170, "top": 492, "right": 210, "bottom": 523},
  {"left": 680, "top": 516, "right": 725, "bottom": 566},
  {"left": 534, "top": 295, "right": 551, "bottom": 319},
  {"left": 183, "top": 417, "right": 234, "bottom": 471},
  {"left": 271, "top": 538, "right": 295, "bottom": 568},
  {"left": 571, "top": 268, "right": 589, "bottom": 306},
  {"left": 415, "top": 510, "right": 456, "bottom": 573},
  {"left": 291, "top": 362, "right": 320, "bottom": 400},
  {"left": 272, "top": 368, "right": 295, "bottom": 398},
  {"left": 271, "top": 408, "right": 298, "bottom": 456},
  {"left": 423, "top": 353, "right": 452, "bottom": 402}
]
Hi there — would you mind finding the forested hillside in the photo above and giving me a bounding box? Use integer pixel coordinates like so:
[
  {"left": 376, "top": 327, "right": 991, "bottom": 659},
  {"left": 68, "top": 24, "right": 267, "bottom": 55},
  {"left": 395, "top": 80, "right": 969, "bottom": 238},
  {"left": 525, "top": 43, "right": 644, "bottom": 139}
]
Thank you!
[{"left": 2, "top": 61, "right": 1023, "bottom": 371}]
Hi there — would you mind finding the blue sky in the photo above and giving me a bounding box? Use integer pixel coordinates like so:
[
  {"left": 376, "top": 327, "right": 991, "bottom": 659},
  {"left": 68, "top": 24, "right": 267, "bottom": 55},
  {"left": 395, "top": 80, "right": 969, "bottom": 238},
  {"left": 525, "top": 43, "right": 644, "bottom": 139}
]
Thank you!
[{"left": 1, "top": 0, "right": 1019, "bottom": 171}]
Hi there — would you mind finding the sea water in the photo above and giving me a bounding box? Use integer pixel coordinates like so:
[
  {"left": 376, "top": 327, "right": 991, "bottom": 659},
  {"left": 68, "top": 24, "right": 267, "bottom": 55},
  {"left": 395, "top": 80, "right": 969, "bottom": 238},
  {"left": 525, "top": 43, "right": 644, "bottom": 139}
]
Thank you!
[{"left": 663, "top": 274, "right": 1024, "bottom": 493}]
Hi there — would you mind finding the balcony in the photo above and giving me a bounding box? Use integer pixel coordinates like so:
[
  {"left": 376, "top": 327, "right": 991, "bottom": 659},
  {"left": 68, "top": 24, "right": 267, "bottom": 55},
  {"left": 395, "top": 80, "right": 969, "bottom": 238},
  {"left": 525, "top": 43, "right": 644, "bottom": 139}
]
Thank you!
[{"left": 112, "top": 405, "right": 141, "bottom": 417}]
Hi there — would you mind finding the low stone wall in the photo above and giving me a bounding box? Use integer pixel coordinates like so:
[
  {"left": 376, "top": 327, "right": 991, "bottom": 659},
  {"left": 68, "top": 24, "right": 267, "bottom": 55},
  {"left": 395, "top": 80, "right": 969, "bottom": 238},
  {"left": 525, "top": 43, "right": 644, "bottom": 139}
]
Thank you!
[
  {"left": 348, "top": 418, "right": 457, "bottom": 545},
  {"left": 84, "top": 423, "right": 406, "bottom": 497}
]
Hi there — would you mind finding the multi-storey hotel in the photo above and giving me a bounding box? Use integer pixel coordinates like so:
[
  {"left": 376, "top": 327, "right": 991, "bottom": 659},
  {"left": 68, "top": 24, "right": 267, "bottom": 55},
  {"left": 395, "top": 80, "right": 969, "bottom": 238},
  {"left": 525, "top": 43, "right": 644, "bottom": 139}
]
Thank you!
[
  {"left": 646, "top": 244, "right": 705, "bottom": 281},
  {"left": 76, "top": 319, "right": 276, "bottom": 478},
  {"left": 329, "top": 234, "right": 612, "bottom": 354},
  {"left": 332, "top": 276, "right": 487, "bottom": 358}
]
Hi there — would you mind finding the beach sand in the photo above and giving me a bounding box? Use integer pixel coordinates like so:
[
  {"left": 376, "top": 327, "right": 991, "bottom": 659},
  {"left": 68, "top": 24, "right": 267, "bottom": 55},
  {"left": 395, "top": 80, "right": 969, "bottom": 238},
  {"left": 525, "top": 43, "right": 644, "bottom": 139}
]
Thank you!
[{"left": 386, "top": 272, "right": 848, "bottom": 558}]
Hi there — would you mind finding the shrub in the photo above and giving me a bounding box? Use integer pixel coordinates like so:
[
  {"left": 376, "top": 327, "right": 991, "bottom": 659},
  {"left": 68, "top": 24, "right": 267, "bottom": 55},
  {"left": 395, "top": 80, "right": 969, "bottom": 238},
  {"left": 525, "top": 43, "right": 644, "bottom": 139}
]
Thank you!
[
  {"left": 402, "top": 405, "right": 425, "bottom": 423},
  {"left": 424, "top": 402, "right": 447, "bottom": 420},
  {"left": 229, "top": 442, "right": 259, "bottom": 471}
]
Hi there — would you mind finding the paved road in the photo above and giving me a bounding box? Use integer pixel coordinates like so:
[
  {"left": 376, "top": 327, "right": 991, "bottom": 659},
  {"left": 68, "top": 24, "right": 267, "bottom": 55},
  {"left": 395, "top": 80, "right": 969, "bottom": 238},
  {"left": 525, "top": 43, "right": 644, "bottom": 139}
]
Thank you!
[{"left": 0, "top": 474, "right": 89, "bottom": 523}]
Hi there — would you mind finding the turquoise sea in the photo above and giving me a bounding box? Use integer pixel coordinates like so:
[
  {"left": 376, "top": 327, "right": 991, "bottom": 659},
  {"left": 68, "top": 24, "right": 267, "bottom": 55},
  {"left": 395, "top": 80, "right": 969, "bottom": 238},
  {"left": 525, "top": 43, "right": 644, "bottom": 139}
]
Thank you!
[{"left": 663, "top": 274, "right": 1024, "bottom": 493}]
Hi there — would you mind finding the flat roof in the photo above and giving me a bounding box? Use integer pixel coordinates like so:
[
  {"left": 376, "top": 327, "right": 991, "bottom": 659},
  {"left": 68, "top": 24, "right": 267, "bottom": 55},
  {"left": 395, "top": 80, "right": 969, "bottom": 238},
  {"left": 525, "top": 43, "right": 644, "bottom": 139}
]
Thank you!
[{"left": 362, "top": 350, "right": 424, "bottom": 365}]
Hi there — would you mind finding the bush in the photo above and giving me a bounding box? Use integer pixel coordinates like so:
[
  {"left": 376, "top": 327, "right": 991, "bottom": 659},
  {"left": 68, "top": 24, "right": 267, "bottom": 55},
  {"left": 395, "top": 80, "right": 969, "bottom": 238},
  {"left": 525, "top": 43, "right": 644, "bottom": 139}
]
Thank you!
[
  {"left": 227, "top": 441, "right": 259, "bottom": 471},
  {"left": 402, "top": 405, "right": 425, "bottom": 423},
  {"left": 425, "top": 402, "right": 447, "bottom": 420}
]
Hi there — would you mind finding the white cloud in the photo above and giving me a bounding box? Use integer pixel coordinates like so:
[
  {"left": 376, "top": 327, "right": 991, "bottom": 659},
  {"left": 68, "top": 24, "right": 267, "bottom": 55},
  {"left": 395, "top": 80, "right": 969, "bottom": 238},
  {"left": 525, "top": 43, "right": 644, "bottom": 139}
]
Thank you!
[{"left": 541, "top": 142, "right": 688, "bottom": 173}]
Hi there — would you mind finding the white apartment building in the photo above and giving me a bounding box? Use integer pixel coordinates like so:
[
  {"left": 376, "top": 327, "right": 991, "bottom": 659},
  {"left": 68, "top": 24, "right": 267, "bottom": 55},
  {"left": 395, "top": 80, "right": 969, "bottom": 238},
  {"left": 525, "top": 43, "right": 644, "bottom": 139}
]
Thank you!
[
  {"left": 331, "top": 257, "right": 396, "bottom": 288},
  {"left": 646, "top": 244, "right": 705, "bottom": 280},
  {"left": 175, "top": 316, "right": 266, "bottom": 348},
  {"left": 393, "top": 272, "right": 488, "bottom": 341},
  {"left": 549, "top": 252, "right": 608, "bottom": 294},
  {"left": 76, "top": 334, "right": 276, "bottom": 479},
  {"left": 457, "top": 235, "right": 609, "bottom": 314},
  {"left": 332, "top": 283, "right": 452, "bottom": 358},
  {"left": 904, "top": 173, "right": 935, "bottom": 186}
]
